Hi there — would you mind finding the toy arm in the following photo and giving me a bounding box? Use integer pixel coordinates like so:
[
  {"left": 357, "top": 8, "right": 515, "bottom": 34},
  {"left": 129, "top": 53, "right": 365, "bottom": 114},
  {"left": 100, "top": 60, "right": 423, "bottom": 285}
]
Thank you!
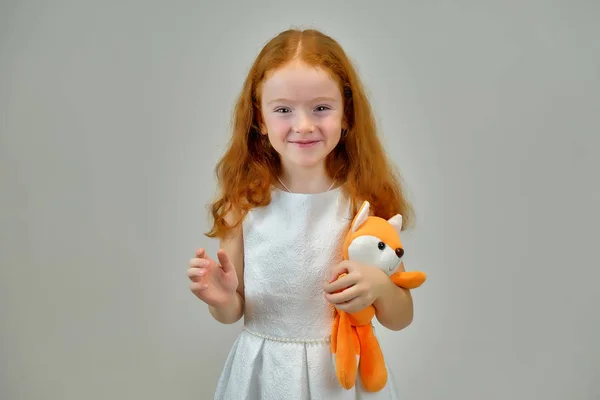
[{"left": 390, "top": 270, "right": 426, "bottom": 289}]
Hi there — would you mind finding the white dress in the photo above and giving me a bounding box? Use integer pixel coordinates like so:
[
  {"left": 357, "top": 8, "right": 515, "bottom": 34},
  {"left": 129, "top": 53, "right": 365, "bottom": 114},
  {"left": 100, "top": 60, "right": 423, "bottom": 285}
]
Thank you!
[{"left": 213, "top": 186, "right": 400, "bottom": 399}]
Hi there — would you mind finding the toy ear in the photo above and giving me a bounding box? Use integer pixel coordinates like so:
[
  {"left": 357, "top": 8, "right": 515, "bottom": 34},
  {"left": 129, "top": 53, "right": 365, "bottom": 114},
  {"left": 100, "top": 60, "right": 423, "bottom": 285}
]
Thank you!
[
  {"left": 351, "top": 201, "right": 370, "bottom": 233},
  {"left": 387, "top": 214, "right": 403, "bottom": 235}
]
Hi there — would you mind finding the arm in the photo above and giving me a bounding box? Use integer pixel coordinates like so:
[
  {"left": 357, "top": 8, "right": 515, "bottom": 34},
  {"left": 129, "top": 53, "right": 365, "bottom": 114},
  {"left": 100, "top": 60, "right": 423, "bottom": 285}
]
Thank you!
[
  {"left": 208, "top": 211, "right": 245, "bottom": 324},
  {"left": 373, "top": 262, "right": 414, "bottom": 331}
]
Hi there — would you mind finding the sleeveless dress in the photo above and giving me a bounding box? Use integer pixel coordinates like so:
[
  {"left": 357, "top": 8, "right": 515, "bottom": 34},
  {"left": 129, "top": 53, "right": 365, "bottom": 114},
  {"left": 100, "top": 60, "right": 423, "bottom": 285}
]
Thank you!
[{"left": 213, "top": 186, "right": 400, "bottom": 399}]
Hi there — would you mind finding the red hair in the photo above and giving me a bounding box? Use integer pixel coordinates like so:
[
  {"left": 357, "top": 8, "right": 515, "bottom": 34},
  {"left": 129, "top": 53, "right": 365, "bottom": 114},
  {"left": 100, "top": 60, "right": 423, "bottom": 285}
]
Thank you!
[{"left": 206, "top": 28, "right": 414, "bottom": 239}]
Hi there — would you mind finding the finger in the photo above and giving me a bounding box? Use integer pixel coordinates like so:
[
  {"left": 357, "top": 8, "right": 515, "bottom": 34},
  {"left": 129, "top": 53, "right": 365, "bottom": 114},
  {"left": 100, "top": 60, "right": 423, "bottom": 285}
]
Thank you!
[
  {"left": 326, "top": 285, "right": 360, "bottom": 304},
  {"left": 217, "top": 249, "right": 234, "bottom": 273},
  {"left": 327, "top": 261, "right": 353, "bottom": 282},
  {"left": 335, "top": 297, "right": 368, "bottom": 313},
  {"left": 190, "top": 281, "right": 208, "bottom": 292},
  {"left": 323, "top": 273, "right": 357, "bottom": 294},
  {"left": 196, "top": 248, "right": 215, "bottom": 262},
  {"left": 187, "top": 267, "right": 207, "bottom": 282},
  {"left": 189, "top": 258, "right": 209, "bottom": 268},
  {"left": 195, "top": 249, "right": 218, "bottom": 266}
]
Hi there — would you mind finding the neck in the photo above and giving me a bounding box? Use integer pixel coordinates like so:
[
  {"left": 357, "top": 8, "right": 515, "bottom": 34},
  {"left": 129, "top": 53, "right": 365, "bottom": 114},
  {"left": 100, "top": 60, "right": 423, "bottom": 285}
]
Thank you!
[{"left": 278, "top": 164, "right": 335, "bottom": 194}]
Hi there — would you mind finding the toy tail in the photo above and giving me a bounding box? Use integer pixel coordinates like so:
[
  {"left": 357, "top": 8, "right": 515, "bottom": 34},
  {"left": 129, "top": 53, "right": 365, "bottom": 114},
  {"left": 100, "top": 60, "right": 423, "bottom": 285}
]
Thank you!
[{"left": 356, "top": 324, "right": 387, "bottom": 392}]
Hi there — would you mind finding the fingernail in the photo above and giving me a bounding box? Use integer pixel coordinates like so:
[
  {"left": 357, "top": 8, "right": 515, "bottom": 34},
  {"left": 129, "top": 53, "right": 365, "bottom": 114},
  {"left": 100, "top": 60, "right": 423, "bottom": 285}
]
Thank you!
[
  {"left": 199, "top": 260, "right": 209, "bottom": 267},
  {"left": 198, "top": 270, "right": 205, "bottom": 276}
]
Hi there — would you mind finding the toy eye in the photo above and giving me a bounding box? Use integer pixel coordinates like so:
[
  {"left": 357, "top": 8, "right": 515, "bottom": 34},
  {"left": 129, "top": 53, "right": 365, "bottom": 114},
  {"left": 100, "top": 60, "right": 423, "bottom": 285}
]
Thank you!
[{"left": 378, "top": 242, "right": 386, "bottom": 250}]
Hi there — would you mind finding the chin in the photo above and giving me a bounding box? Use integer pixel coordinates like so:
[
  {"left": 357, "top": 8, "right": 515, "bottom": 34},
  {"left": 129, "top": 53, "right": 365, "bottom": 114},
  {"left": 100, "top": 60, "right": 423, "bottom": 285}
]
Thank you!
[{"left": 291, "top": 157, "right": 327, "bottom": 169}]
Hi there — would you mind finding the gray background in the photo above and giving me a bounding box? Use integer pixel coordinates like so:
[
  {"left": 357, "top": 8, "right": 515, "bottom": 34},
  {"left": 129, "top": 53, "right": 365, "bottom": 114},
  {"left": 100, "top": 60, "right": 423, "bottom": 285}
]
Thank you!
[{"left": 1, "top": 0, "right": 599, "bottom": 399}]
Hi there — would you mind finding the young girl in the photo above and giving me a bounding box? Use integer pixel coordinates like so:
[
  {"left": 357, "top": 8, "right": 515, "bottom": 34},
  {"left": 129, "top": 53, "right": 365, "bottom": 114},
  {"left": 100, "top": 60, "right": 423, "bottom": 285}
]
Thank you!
[{"left": 187, "top": 28, "right": 416, "bottom": 399}]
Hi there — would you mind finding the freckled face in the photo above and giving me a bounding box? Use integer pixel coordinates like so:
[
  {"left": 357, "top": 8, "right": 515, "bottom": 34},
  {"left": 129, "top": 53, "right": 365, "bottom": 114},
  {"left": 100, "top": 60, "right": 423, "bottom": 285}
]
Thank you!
[{"left": 259, "top": 61, "right": 345, "bottom": 170}]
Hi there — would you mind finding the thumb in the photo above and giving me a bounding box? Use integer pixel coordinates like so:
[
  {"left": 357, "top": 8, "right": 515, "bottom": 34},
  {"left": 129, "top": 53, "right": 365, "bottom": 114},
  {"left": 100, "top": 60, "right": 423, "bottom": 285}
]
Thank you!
[{"left": 217, "top": 249, "right": 235, "bottom": 273}]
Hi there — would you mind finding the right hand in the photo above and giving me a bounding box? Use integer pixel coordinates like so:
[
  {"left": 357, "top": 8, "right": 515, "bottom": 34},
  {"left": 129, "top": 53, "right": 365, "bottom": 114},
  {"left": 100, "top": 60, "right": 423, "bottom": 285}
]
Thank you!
[{"left": 187, "top": 248, "right": 239, "bottom": 308}]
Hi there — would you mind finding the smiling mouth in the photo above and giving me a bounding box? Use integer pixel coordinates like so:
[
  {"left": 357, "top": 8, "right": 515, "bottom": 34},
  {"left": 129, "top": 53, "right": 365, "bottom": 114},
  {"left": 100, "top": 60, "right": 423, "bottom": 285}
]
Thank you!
[{"left": 290, "top": 140, "right": 320, "bottom": 147}]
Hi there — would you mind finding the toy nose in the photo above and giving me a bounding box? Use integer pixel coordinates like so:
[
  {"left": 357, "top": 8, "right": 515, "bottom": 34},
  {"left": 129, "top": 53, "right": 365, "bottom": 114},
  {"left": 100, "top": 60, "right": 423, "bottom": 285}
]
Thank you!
[{"left": 395, "top": 248, "right": 404, "bottom": 258}]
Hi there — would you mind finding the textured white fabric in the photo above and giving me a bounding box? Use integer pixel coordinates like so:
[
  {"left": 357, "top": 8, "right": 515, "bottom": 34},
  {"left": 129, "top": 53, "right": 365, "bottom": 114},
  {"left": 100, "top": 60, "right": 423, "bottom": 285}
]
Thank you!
[{"left": 213, "top": 187, "right": 400, "bottom": 400}]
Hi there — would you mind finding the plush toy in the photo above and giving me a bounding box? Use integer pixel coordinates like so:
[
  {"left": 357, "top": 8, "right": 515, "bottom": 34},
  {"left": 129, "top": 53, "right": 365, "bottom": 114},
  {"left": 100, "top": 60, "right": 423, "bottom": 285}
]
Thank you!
[{"left": 330, "top": 200, "right": 426, "bottom": 392}]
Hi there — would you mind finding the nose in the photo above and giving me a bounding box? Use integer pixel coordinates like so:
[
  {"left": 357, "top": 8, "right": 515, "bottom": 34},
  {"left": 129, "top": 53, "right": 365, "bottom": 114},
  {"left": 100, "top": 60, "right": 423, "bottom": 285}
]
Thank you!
[
  {"left": 294, "top": 113, "right": 314, "bottom": 134},
  {"left": 395, "top": 248, "right": 404, "bottom": 258}
]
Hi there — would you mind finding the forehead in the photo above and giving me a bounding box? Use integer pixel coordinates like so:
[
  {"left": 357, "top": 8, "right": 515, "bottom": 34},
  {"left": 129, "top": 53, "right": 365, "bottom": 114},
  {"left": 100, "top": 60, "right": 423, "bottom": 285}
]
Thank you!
[{"left": 261, "top": 61, "right": 341, "bottom": 102}]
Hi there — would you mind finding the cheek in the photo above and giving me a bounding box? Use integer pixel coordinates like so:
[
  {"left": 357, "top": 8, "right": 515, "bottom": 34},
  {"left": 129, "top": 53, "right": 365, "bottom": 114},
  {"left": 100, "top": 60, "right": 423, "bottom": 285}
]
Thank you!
[
  {"left": 264, "top": 117, "right": 290, "bottom": 138},
  {"left": 321, "top": 117, "right": 343, "bottom": 139}
]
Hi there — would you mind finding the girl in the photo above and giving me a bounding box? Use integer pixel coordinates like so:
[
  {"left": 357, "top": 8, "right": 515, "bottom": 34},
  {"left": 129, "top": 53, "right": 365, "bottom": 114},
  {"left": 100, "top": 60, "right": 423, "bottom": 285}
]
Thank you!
[{"left": 187, "top": 28, "right": 416, "bottom": 399}]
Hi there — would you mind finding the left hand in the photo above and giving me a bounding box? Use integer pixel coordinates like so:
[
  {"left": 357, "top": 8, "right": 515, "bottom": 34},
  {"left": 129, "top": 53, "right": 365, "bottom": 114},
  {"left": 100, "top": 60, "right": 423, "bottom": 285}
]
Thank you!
[{"left": 323, "top": 260, "right": 390, "bottom": 314}]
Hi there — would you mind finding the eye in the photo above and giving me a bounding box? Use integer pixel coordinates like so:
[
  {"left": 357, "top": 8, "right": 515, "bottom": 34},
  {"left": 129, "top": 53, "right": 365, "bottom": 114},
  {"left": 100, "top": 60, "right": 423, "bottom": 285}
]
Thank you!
[
  {"left": 274, "top": 107, "right": 291, "bottom": 113},
  {"left": 378, "top": 242, "right": 385, "bottom": 250},
  {"left": 315, "top": 105, "right": 331, "bottom": 112}
]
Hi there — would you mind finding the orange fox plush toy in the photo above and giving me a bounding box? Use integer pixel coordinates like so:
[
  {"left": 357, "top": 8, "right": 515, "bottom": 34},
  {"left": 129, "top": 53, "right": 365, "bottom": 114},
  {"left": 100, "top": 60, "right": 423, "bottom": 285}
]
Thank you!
[{"left": 330, "top": 200, "right": 426, "bottom": 392}]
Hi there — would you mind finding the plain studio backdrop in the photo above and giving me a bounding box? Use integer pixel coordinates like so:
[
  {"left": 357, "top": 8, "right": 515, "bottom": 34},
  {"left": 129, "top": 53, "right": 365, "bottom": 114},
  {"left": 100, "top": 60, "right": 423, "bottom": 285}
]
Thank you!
[{"left": 1, "top": 1, "right": 599, "bottom": 399}]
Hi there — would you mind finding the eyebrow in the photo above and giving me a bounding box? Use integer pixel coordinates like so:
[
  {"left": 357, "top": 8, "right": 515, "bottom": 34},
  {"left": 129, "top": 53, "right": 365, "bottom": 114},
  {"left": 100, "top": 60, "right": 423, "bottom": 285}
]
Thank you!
[{"left": 267, "top": 96, "right": 338, "bottom": 105}]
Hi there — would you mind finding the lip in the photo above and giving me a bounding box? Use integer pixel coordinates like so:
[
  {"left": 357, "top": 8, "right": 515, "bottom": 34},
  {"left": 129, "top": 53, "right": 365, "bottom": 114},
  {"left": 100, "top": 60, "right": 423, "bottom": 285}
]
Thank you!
[{"left": 289, "top": 140, "right": 321, "bottom": 148}]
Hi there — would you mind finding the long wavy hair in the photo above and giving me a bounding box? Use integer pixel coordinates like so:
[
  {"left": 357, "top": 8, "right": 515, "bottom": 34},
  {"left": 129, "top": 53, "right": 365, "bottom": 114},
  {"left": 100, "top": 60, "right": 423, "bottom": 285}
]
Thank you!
[{"left": 206, "top": 28, "right": 414, "bottom": 239}]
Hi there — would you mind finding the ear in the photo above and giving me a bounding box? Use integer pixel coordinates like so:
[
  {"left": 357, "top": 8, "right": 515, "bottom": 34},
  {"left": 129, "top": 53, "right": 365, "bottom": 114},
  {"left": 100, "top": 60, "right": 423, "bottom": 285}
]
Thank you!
[
  {"left": 387, "top": 214, "right": 403, "bottom": 235},
  {"left": 351, "top": 201, "right": 370, "bottom": 233}
]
